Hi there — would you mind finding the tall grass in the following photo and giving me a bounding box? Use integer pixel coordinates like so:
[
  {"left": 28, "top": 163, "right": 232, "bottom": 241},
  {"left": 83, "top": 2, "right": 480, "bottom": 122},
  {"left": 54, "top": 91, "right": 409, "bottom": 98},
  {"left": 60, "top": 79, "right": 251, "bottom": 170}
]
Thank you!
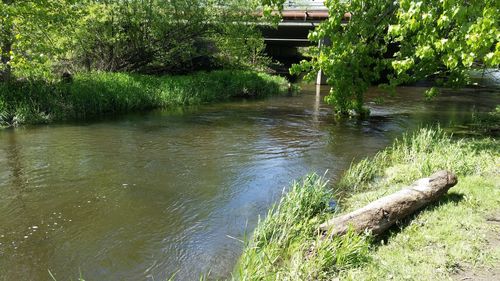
[
  {"left": 236, "top": 127, "right": 499, "bottom": 280},
  {"left": 0, "top": 70, "right": 290, "bottom": 127},
  {"left": 338, "top": 127, "right": 497, "bottom": 192},
  {"left": 236, "top": 174, "right": 372, "bottom": 280}
]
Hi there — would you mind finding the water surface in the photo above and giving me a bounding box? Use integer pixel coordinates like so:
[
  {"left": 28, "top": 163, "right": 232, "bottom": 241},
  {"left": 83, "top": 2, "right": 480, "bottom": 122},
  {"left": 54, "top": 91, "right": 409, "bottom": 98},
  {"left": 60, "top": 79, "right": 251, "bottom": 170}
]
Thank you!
[{"left": 0, "top": 84, "right": 498, "bottom": 280}]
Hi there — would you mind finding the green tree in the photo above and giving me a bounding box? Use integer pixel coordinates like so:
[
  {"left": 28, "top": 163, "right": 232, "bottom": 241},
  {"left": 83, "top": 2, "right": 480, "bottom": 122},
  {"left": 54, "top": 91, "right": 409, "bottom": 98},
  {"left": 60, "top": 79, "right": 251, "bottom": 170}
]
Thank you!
[
  {"left": 69, "top": 0, "right": 213, "bottom": 73},
  {"left": 0, "top": 0, "right": 76, "bottom": 81},
  {"left": 0, "top": 0, "right": 14, "bottom": 82},
  {"left": 1, "top": 0, "right": 272, "bottom": 80},
  {"left": 289, "top": 0, "right": 499, "bottom": 116},
  {"left": 68, "top": 0, "right": 271, "bottom": 74},
  {"left": 211, "top": 0, "right": 271, "bottom": 70},
  {"left": 389, "top": 0, "right": 500, "bottom": 92}
]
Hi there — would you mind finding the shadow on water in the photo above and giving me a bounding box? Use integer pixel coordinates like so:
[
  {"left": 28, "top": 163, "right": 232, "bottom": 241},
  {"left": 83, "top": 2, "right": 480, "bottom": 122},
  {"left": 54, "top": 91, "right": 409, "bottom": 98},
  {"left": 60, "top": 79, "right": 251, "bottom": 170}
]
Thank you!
[{"left": 4, "top": 131, "right": 28, "bottom": 211}]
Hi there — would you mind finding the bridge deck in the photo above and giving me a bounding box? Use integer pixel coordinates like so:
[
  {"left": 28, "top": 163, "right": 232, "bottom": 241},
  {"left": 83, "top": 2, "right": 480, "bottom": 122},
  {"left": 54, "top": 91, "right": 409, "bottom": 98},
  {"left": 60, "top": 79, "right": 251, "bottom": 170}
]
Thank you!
[
  {"left": 261, "top": 2, "right": 349, "bottom": 47},
  {"left": 281, "top": 10, "right": 329, "bottom": 22}
]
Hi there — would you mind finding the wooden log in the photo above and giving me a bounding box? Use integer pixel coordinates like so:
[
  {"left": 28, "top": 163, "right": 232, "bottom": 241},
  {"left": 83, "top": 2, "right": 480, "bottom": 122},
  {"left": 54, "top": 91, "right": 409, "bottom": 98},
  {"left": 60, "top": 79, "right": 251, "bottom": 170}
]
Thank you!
[{"left": 319, "top": 170, "right": 458, "bottom": 236}]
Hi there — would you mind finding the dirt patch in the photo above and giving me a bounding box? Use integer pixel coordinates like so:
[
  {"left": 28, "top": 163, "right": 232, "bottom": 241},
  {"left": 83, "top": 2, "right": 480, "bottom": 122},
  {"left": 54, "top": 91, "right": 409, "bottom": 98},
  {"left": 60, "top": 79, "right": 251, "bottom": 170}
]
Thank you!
[
  {"left": 453, "top": 212, "right": 500, "bottom": 281},
  {"left": 455, "top": 267, "right": 500, "bottom": 281}
]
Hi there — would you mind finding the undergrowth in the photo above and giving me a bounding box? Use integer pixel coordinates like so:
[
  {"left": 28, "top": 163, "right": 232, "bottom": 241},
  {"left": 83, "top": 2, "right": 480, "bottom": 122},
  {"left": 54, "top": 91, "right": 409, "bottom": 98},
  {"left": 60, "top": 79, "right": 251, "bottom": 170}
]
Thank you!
[
  {"left": 0, "top": 70, "right": 289, "bottom": 127},
  {"left": 236, "top": 127, "right": 500, "bottom": 280}
]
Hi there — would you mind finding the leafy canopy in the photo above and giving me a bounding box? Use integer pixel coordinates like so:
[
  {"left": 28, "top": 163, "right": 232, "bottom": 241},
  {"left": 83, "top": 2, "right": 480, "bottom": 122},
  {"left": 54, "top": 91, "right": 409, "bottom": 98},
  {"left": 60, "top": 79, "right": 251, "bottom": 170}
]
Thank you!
[
  {"left": 0, "top": 0, "right": 77, "bottom": 80},
  {"left": 0, "top": 0, "right": 271, "bottom": 81},
  {"left": 289, "top": 0, "right": 499, "bottom": 116}
]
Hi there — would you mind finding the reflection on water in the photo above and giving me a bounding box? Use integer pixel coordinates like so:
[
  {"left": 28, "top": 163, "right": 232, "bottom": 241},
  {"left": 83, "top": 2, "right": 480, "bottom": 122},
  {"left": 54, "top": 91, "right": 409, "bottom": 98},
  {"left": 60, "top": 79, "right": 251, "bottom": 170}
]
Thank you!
[{"left": 0, "top": 84, "right": 498, "bottom": 280}]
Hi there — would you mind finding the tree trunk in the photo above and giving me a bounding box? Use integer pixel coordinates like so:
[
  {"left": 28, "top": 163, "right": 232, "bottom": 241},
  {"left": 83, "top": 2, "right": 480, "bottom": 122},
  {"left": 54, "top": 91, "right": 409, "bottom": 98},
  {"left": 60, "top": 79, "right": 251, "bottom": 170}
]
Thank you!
[
  {"left": 320, "top": 170, "right": 458, "bottom": 236},
  {"left": 0, "top": 38, "right": 12, "bottom": 82},
  {"left": 1, "top": 0, "right": 13, "bottom": 82}
]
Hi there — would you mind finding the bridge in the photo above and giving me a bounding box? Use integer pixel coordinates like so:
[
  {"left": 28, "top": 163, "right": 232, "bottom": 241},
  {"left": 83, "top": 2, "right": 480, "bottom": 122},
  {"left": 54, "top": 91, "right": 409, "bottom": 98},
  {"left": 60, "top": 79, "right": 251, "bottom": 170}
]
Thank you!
[
  {"left": 262, "top": 0, "right": 328, "bottom": 47},
  {"left": 259, "top": 0, "right": 334, "bottom": 84}
]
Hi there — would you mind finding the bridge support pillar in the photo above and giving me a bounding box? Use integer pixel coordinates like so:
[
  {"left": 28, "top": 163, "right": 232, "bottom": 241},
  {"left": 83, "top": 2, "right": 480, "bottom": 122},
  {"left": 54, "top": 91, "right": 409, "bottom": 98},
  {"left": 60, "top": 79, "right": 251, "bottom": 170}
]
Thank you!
[
  {"left": 316, "top": 70, "right": 328, "bottom": 85},
  {"left": 316, "top": 38, "right": 331, "bottom": 85}
]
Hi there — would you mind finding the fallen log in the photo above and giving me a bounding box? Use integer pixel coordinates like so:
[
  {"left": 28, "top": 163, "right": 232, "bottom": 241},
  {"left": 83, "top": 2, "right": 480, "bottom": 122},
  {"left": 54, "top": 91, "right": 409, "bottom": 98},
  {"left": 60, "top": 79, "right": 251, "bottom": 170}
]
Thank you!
[{"left": 320, "top": 170, "right": 458, "bottom": 236}]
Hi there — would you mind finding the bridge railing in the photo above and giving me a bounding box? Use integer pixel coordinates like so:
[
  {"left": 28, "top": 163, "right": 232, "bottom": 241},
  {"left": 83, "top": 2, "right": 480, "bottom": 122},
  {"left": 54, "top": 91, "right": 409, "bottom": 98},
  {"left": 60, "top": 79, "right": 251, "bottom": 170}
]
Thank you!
[{"left": 283, "top": 0, "right": 327, "bottom": 10}]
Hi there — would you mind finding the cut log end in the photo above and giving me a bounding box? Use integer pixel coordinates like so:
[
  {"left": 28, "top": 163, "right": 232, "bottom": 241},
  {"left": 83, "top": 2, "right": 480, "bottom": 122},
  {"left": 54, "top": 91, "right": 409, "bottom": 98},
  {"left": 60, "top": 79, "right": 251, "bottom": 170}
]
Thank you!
[
  {"left": 320, "top": 170, "right": 458, "bottom": 236},
  {"left": 429, "top": 170, "right": 458, "bottom": 188}
]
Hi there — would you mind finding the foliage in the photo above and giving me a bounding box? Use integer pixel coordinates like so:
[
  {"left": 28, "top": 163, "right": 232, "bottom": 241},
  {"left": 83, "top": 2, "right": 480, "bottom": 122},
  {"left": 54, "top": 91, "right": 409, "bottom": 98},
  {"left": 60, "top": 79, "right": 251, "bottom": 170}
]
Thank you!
[
  {"left": 0, "top": 0, "right": 77, "bottom": 81},
  {"left": 259, "top": 0, "right": 285, "bottom": 23},
  {"left": 0, "top": 0, "right": 285, "bottom": 126},
  {"left": 236, "top": 127, "right": 499, "bottom": 280},
  {"left": 0, "top": 70, "right": 289, "bottom": 127},
  {"left": 211, "top": 0, "right": 272, "bottom": 70},
  {"left": 292, "top": 0, "right": 395, "bottom": 116},
  {"left": 0, "top": 0, "right": 272, "bottom": 81},
  {"left": 389, "top": 0, "right": 500, "bottom": 87},
  {"left": 72, "top": 0, "right": 212, "bottom": 73},
  {"left": 290, "top": 0, "right": 500, "bottom": 116}
]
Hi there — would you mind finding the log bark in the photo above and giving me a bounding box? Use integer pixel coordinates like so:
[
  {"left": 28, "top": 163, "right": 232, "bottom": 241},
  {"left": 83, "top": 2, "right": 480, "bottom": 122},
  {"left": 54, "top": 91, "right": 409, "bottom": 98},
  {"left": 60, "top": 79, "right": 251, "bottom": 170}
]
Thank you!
[{"left": 320, "top": 170, "right": 458, "bottom": 236}]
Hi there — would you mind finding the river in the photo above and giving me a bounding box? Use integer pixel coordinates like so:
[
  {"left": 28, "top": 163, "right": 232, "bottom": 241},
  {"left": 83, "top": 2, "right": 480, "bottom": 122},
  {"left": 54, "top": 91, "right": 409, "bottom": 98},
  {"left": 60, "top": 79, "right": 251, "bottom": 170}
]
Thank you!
[{"left": 0, "top": 84, "right": 498, "bottom": 280}]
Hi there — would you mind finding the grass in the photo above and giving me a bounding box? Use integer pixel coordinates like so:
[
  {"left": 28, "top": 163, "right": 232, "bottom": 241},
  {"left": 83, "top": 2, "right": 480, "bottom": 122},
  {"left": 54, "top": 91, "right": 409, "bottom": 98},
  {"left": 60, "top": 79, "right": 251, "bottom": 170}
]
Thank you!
[
  {"left": 469, "top": 105, "right": 500, "bottom": 136},
  {"left": 0, "top": 70, "right": 290, "bottom": 127},
  {"left": 235, "top": 127, "right": 500, "bottom": 280}
]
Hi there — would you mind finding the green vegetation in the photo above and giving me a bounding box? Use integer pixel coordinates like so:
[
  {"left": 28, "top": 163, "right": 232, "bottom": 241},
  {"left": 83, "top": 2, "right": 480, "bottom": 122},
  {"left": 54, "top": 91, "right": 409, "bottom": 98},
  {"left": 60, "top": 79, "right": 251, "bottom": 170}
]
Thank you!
[
  {"left": 0, "top": 0, "right": 270, "bottom": 82},
  {"left": 236, "top": 127, "right": 499, "bottom": 280},
  {"left": 283, "top": 0, "right": 499, "bottom": 115},
  {"left": 0, "top": 0, "right": 289, "bottom": 127},
  {"left": 0, "top": 70, "right": 289, "bottom": 127},
  {"left": 470, "top": 105, "right": 500, "bottom": 136}
]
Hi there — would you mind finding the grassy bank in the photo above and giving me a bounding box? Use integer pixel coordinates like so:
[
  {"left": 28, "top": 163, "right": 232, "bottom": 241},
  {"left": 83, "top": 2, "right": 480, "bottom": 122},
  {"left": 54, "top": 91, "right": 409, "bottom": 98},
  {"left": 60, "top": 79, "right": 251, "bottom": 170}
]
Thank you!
[
  {"left": 0, "top": 70, "right": 290, "bottom": 127},
  {"left": 236, "top": 128, "right": 499, "bottom": 280}
]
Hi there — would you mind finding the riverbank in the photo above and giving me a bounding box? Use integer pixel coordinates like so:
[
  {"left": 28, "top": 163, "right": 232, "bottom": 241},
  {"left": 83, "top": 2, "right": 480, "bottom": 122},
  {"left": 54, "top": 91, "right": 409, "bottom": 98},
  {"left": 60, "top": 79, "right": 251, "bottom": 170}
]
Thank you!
[
  {"left": 236, "top": 127, "right": 499, "bottom": 280},
  {"left": 0, "top": 70, "right": 290, "bottom": 127}
]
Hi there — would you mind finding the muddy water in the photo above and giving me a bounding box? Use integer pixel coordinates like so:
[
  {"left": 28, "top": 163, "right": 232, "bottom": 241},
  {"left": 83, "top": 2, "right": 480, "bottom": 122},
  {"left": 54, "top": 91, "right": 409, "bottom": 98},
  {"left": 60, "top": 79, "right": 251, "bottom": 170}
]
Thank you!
[{"left": 0, "top": 84, "right": 498, "bottom": 280}]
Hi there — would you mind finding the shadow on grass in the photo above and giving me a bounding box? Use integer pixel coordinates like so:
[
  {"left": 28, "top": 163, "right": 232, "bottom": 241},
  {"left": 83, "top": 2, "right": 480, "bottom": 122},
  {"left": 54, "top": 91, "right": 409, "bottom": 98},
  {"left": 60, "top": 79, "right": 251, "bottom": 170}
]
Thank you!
[
  {"left": 467, "top": 139, "right": 500, "bottom": 152},
  {"left": 376, "top": 192, "right": 465, "bottom": 245}
]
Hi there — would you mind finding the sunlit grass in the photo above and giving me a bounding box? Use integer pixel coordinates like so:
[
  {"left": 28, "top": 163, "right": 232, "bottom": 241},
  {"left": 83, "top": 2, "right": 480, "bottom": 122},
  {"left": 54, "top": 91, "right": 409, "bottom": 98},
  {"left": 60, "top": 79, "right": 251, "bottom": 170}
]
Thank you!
[
  {"left": 236, "top": 127, "right": 500, "bottom": 280},
  {"left": 0, "top": 70, "right": 290, "bottom": 127},
  {"left": 235, "top": 174, "right": 369, "bottom": 280}
]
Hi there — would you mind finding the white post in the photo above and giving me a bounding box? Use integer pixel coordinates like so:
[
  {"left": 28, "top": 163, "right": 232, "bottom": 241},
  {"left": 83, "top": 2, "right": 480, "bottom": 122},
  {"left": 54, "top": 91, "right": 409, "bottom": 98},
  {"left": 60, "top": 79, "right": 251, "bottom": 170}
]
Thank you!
[
  {"left": 316, "top": 70, "right": 328, "bottom": 85},
  {"left": 313, "top": 84, "right": 321, "bottom": 123},
  {"left": 316, "top": 38, "right": 329, "bottom": 85}
]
